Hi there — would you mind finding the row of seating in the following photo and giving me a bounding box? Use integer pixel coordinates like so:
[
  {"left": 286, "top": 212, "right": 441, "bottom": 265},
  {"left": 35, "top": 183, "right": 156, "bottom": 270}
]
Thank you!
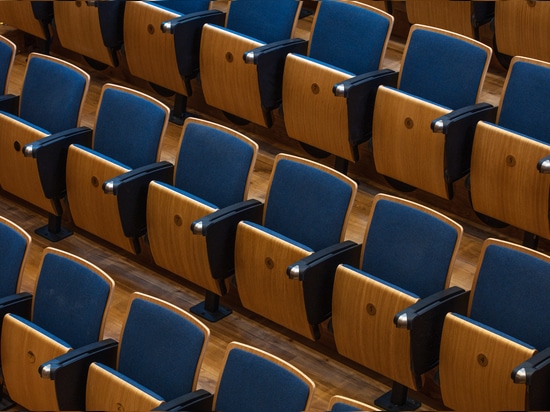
[
  {"left": 0, "top": 215, "right": 379, "bottom": 412},
  {"left": 4, "top": 1, "right": 550, "bottom": 253},
  {"left": 3, "top": 4, "right": 550, "bottom": 411}
]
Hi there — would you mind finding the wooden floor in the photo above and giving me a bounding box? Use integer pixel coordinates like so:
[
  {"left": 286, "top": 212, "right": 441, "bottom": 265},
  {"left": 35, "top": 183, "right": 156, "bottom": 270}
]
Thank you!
[{"left": 1, "top": 6, "right": 547, "bottom": 411}]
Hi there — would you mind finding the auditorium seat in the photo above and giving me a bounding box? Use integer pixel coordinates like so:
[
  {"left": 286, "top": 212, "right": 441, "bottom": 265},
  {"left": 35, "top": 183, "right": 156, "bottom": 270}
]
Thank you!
[
  {"left": 282, "top": 0, "right": 394, "bottom": 174},
  {"left": 0, "top": 215, "right": 31, "bottom": 299},
  {"left": 0, "top": 35, "right": 16, "bottom": 97},
  {"left": 53, "top": 1, "right": 125, "bottom": 69},
  {"left": 493, "top": 0, "right": 550, "bottom": 69},
  {"left": 470, "top": 56, "right": 550, "bottom": 250},
  {"left": 202, "top": 153, "right": 357, "bottom": 340},
  {"left": 199, "top": 0, "right": 303, "bottom": 128},
  {"left": 145, "top": 118, "right": 258, "bottom": 322},
  {"left": 123, "top": 0, "right": 218, "bottom": 123},
  {"left": 65, "top": 83, "right": 170, "bottom": 254},
  {"left": 0, "top": 2, "right": 53, "bottom": 52},
  {"left": 371, "top": 24, "right": 494, "bottom": 200},
  {"left": 0, "top": 53, "right": 90, "bottom": 241},
  {"left": 155, "top": 341, "right": 316, "bottom": 412},
  {"left": 1, "top": 247, "right": 115, "bottom": 411},
  {"left": 331, "top": 193, "right": 464, "bottom": 410},
  {"left": 328, "top": 395, "right": 378, "bottom": 411},
  {"left": 438, "top": 238, "right": 550, "bottom": 411},
  {"left": 405, "top": 0, "right": 494, "bottom": 39}
]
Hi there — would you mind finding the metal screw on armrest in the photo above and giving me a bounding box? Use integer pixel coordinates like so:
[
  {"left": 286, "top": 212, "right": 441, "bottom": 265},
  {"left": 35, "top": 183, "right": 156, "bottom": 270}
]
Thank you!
[
  {"left": 244, "top": 51, "right": 255, "bottom": 64},
  {"left": 23, "top": 145, "right": 34, "bottom": 158},
  {"left": 395, "top": 312, "right": 408, "bottom": 329},
  {"left": 514, "top": 367, "right": 527, "bottom": 384},
  {"left": 432, "top": 119, "right": 444, "bottom": 133},
  {"left": 103, "top": 181, "right": 115, "bottom": 195},
  {"left": 288, "top": 265, "right": 301, "bottom": 280},
  {"left": 161, "top": 21, "right": 172, "bottom": 34},
  {"left": 539, "top": 159, "right": 550, "bottom": 174},
  {"left": 41, "top": 364, "right": 51, "bottom": 379},
  {"left": 333, "top": 84, "right": 346, "bottom": 97},
  {"left": 192, "top": 221, "right": 204, "bottom": 235}
]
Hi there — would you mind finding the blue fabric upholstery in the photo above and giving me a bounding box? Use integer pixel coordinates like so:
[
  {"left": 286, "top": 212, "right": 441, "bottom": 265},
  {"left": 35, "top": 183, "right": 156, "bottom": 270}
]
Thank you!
[
  {"left": 117, "top": 298, "right": 206, "bottom": 401},
  {"left": 361, "top": 198, "right": 459, "bottom": 298},
  {"left": 226, "top": 0, "right": 300, "bottom": 44},
  {"left": 93, "top": 87, "right": 166, "bottom": 169},
  {"left": 264, "top": 158, "right": 353, "bottom": 251},
  {"left": 399, "top": 28, "right": 487, "bottom": 109},
  {"left": 174, "top": 122, "right": 256, "bottom": 208},
  {"left": 330, "top": 402, "right": 362, "bottom": 412},
  {"left": 153, "top": 0, "right": 211, "bottom": 14},
  {"left": 19, "top": 56, "right": 87, "bottom": 133},
  {"left": 309, "top": 0, "right": 391, "bottom": 75},
  {"left": 0, "top": 41, "right": 13, "bottom": 94},
  {"left": 470, "top": 243, "right": 550, "bottom": 351},
  {"left": 0, "top": 222, "right": 27, "bottom": 297},
  {"left": 215, "top": 347, "right": 311, "bottom": 412},
  {"left": 8, "top": 314, "right": 71, "bottom": 349},
  {"left": 32, "top": 253, "right": 111, "bottom": 348},
  {"left": 498, "top": 61, "right": 550, "bottom": 144}
]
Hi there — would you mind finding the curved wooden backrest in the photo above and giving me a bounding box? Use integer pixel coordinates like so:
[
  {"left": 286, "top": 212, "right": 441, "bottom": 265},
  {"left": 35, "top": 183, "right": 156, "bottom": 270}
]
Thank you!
[
  {"left": 494, "top": 1, "right": 550, "bottom": 62},
  {"left": 124, "top": 1, "right": 192, "bottom": 95},
  {"left": 328, "top": 394, "right": 379, "bottom": 411},
  {"left": 406, "top": 0, "right": 478, "bottom": 38},
  {"left": 0, "top": 2, "right": 51, "bottom": 40},
  {"left": 53, "top": 1, "right": 117, "bottom": 67}
]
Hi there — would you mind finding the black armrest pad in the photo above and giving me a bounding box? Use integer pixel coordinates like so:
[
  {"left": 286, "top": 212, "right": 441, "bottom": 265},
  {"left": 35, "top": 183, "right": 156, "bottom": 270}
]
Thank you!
[
  {"left": 0, "top": 292, "right": 33, "bottom": 320},
  {"left": 287, "top": 240, "right": 361, "bottom": 326},
  {"left": 245, "top": 38, "right": 308, "bottom": 112},
  {"left": 513, "top": 347, "right": 550, "bottom": 410},
  {"left": 167, "top": 10, "right": 226, "bottom": 80},
  {"left": 152, "top": 389, "right": 214, "bottom": 411},
  {"left": 23, "top": 127, "right": 93, "bottom": 199},
  {"left": 431, "top": 102, "right": 498, "bottom": 182},
  {"left": 394, "top": 286, "right": 470, "bottom": 376},
  {"left": 0, "top": 94, "right": 19, "bottom": 114},
  {"left": 191, "top": 199, "right": 264, "bottom": 279},
  {"left": 39, "top": 339, "right": 118, "bottom": 411},
  {"left": 333, "top": 69, "right": 399, "bottom": 147},
  {"left": 102, "top": 161, "right": 174, "bottom": 238}
]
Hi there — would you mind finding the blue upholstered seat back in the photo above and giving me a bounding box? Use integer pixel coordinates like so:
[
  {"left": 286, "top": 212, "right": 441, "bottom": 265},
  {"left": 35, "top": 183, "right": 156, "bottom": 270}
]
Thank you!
[
  {"left": 32, "top": 253, "right": 111, "bottom": 349},
  {"left": 117, "top": 298, "right": 206, "bottom": 401},
  {"left": 0, "top": 222, "right": 27, "bottom": 298},
  {"left": 361, "top": 198, "right": 459, "bottom": 298},
  {"left": 470, "top": 243, "right": 550, "bottom": 351},
  {"left": 93, "top": 87, "right": 166, "bottom": 169},
  {"left": 330, "top": 402, "right": 362, "bottom": 412},
  {"left": 264, "top": 158, "right": 352, "bottom": 251},
  {"left": 153, "top": 0, "right": 211, "bottom": 14},
  {"left": 19, "top": 56, "right": 87, "bottom": 134},
  {"left": 215, "top": 347, "right": 311, "bottom": 412},
  {"left": 174, "top": 122, "right": 255, "bottom": 208},
  {"left": 309, "top": 0, "right": 390, "bottom": 75},
  {"left": 0, "top": 41, "right": 13, "bottom": 94},
  {"left": 399, "top": 28, "right": 487, "bottom": 109},
  {"left": 227, "top": 0, "right": 300, "bottom": 44},
  {"left": 498, "top": 61, "right": 550, "bottom": 144}
]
